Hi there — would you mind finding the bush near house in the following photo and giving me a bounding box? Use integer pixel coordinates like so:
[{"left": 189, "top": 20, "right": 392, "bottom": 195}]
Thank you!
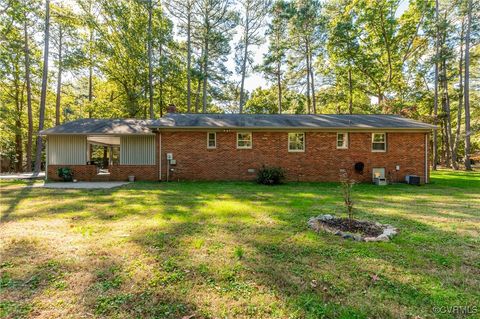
[
  {"left": 57, "top": 167, "right": 73, "bottom": 182},
  {"left": 256, "top": 166, "right": 285, "bottom": 185}
]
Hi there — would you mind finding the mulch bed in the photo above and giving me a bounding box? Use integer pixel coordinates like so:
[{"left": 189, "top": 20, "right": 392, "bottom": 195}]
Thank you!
[
  {"left": 321, "top": 218, "right": 384, "bottom": 237},
  {"left": 308, "top": 214, "right": 398, "bottom": 241}
]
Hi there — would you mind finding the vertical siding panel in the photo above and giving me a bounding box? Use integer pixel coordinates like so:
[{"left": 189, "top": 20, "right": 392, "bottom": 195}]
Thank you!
[
  {"left": 120, "top": 135, "right": 155, "bottom": 165},
  {"left": 48, "top": 135, "right": 86, "bottom": 165}
]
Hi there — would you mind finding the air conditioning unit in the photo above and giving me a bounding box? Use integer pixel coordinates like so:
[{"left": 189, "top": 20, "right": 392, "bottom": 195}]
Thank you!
[{"left": 405, "top": 175, "right": 420, "bottom": 185}]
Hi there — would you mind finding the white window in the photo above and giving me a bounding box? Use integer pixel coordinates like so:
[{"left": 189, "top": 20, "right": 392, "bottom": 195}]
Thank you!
[
  {"left": 288, "top": 133, "right": 305, "bottom": 152},
  {"left": 237, "top": 132, "right": 252, "bottom": 149},
  {"left": 337, "top": 132, "right": 348, "bottom": 149},
  {"left": 207, "top": 132, "right": 216, "bottom": 148},
  {"left": 372, "top": 133, "right": 386, "bottom": 152}
]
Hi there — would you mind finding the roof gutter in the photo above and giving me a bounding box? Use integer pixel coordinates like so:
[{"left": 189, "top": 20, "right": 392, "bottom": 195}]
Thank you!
[
  {"left": 147, "top": 126, "right": 435, "bottom": 132},
  {"left": 39, "top": 132, "right": 155, "bottom": 136}
]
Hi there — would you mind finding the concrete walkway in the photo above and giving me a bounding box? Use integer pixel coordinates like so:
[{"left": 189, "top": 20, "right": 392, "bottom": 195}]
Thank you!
[
  {"left": 0, "top": 172, "right": 45, "bottom": 180},
  {"left": 43, "top": 181, "right": 130, "bottom": 189}
]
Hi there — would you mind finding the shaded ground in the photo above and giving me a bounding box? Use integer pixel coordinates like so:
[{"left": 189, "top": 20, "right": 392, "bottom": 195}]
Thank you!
[{"left": 0, "top": 170, "right": 479, "bottom": 318}]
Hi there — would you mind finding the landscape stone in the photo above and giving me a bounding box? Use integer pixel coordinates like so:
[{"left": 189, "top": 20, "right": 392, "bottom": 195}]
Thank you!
[{"left": 308, "top": 214, "right": 398, "bottom": 242}]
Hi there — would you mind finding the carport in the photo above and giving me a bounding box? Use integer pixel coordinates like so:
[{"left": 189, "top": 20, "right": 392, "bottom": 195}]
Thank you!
[{"left": 40, "top": 119, "right": 159, "bottom": 181}]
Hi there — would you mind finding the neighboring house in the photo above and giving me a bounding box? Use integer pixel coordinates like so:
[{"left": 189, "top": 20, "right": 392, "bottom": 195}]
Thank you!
[{"left": 40, "top": 113, "right": 435, "bottom": 183}]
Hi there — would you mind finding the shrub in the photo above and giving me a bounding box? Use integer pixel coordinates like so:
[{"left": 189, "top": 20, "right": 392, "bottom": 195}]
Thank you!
[
  {"left": 57, "top": 167, "right": 73, "bottom": 182},
  {"left": 256, "top": 166, "right": 285, "bottom": 185}
]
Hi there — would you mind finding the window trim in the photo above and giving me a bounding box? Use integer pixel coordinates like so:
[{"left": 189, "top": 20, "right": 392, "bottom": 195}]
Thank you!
[
  {"left": 336, "top": 132, "right": 348, "bottom": 149},
  {"left": 236, "top": 132, "right": 252, "bottom": 149},
  {"left": 288, "top": 132, "right": 305, "bottom": 152},
  {"left": 371, "top": 133, "right": 387, "bottom": 152},
  {"left": 207, "top": 132, "right": 216, "bottom": 149}
]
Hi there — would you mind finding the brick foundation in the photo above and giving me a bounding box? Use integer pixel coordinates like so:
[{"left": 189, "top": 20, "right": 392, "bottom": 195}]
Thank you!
[
  {"left": 47, "top": 165, "right": 98, "bottom": 181},
  {"left": 160, "top": 131, "right": 429, "bottom": 183},
  {"left": 47, "top": 165, "right": 158, "bottom": 182}
]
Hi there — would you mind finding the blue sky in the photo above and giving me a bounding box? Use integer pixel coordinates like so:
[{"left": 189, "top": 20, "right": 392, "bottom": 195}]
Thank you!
[{"left": 216, "top": 0, "right": 411, "bottom": 93}]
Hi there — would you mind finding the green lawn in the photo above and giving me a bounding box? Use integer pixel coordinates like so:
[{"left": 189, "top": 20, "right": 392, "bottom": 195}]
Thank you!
[{"left": 1, "top": 170, "right": 479, "bottom": 319}]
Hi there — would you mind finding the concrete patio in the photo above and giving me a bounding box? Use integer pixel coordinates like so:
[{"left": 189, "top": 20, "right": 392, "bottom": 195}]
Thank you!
[{"left": 42, "top": 181, "right": 130, "bottom": 189}]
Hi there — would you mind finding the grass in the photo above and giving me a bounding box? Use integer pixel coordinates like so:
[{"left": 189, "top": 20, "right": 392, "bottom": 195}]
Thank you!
[{"left": 0, "top": 170, "right": 479, "bottom": 318}]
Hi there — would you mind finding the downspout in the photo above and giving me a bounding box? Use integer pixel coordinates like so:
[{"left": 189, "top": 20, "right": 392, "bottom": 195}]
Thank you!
[
  {"left": 158, "top": 132, "right": 162, "bottom": 181},
  {"left": 425, "top": 133, "right": 429, "bottom": 184}
]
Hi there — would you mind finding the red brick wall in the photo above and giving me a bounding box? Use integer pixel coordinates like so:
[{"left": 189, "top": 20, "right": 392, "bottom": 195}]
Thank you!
[
  {"left": 47, "top": 165, "right": 98, "bottom": 181},
  {"left": 47, "top": 164, "right": 158, "bottom": 181},
  {"left": 109, "top": 165, "right": 158, "bottom": 181},
  {"left": 160, "top": 131, "right": 429, "bottom": 183}
]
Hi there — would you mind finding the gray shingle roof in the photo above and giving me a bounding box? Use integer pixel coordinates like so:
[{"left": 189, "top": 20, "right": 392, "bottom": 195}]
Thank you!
[
  {"left": 151, "top": 114, "right": 435, "bottom": 130},
  {"left": 40, "top": 119, "right": 154, "bottom": 135},
  {"left": 40, "top": 114, "right": 434, "bottom": 135}
]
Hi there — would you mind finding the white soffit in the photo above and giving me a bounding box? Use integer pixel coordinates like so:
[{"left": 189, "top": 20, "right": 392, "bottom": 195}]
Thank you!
[{"left": 87, "top": 135, "right": 120, "bottom": 146}]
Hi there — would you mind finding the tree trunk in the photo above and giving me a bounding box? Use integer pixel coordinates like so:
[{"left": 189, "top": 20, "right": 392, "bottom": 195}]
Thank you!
[
  {"left": 102, "top": 146, "right": 108, "bottom": 168},
  {"left": 348, "top": 67, "right": 353, "bottom": 114},
  {"left": 24, "top": 16, "right": 33, "bottom": 172},
  {"left": 186, "top": 10, "right": 192, "bottom": 113},
  {"left": 15, "top": 118, "right": 23, "bottom": 172},
  {"left": 378, "top": 92, "right": 384, "bottom": 106},
  {"left": 34, "top": 0, "right": 50, "bottom": 173},
  {"left": 88, "top": 28, "right": 93, "bottom": 118},
  {"left": 159, "top": 43, "right": 164, "bottom": 117},
  {"left": 453, "top": 18, "right": 465, "bottom": 169},
  {"left": 308, "top": 42, "right": 316, "bottom": 114},
  {"left": 194, "top": 78, "right": 202, "bottom": 113},
  {"left": 202, "top": 40, "right": 209, "bottom": 113},
  {"left": 441, "top": 58, "right": 454, "bottom": 169},
  {"left": 14, "top": 73, "right": 23, "bottom": 172},
  {"left": 305, "top": 40, "right": 311, "bottom": 114},
  {"left": 438, "top": 12, "right": 456, "bottom": 169},
  {"left": 464, "top": 0, "right": 472, "bottom": 170},
  {"left": 239, "top": 37, "right": 249, "bottom": 113},
  {"left": 432, "top": 0, "right": 439, "bottom": 170},
  {"left": 147, "top": 0, "right": 154, "bottom": 119},
  {"left": 277, "top": 59, "right": 282, "bottom": 114},
  {"left": 55, "top": 26, "right": 63, "bottom": 126}
]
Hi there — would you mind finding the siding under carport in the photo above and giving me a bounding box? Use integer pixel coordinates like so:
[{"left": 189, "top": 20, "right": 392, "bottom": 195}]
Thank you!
[
  {"left": 48, "top": 135, "right": 87, "bottom": 165},
  {"left": 120, "top": 135, "right": 156, "bottom": 165}
]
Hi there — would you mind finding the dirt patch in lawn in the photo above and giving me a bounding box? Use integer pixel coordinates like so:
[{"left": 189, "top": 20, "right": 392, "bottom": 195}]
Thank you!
[
  {"left": 321, "top": 218, "right": 384, "bottom": 237},
  {"left": 308, "top": 214, "right": 398, "bottom": 241}
]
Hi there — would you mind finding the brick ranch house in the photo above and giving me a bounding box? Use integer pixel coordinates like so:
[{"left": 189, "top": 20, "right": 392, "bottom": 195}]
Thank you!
[{"left": 40, "top": 113, "right": 435, "bottom": 183}]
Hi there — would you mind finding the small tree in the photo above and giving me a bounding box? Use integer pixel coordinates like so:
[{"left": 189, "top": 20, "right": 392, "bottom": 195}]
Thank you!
[{"left": 339, "top": 170, "right": 356, "bottom": 225}]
